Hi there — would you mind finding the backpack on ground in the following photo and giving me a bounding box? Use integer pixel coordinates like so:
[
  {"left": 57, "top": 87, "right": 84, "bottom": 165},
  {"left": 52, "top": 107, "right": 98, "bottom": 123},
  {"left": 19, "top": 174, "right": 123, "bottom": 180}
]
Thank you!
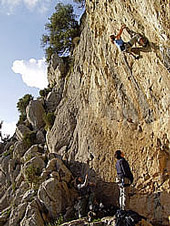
[{"left": 115, "top": 209, "right": 145, "bottom": 226}]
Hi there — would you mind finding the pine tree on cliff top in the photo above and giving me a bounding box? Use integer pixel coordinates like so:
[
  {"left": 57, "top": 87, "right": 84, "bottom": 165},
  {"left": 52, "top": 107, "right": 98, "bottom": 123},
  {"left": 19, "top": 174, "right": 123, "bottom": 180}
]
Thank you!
[{"left": 41, "top": 3, "right": 79, "bottom": 62}]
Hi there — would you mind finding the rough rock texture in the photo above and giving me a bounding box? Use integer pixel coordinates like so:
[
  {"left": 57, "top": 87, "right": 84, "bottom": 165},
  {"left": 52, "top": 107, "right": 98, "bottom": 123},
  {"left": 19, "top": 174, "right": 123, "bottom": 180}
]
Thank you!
[
  {"left": 36, "top": 130, "right": 45, "bottom": 144},
  {"left": 13, "top": 141, "right": 26, "bottom": 160},
  {"left": 16, "top": 125, "right": 31, "bottom": 141},
  {"left": 20, "top": 200, "right": 44, "bottom": 226},
  {"left": 47, "top": 53, "right": 66, "bottom": 87},
  {"left": 0, "top": 1, "right": 169, "bottom": 226},
  {"left": 38, "top": 178, "right": 73, "bottom": 219},
  {"left": 60, "top": 216, "right": 153, "bottom": 226},
  {"left": 47, "top": 102, "right": 77, "bottom": 153},
  {"left": 43, "top": 157, "right": 73, "bottom": 183},
  {"left": 26, "top": 100, "right": 45, "bottom": 129},
  {"left": 23, "top": 144, "right": 44, "bottom": 162},
  {"left": 46, "top": 0, "right": 169, "bottom": 225},
  {"left": 45, "top": 88, "right": 63, "bottom": 112}
]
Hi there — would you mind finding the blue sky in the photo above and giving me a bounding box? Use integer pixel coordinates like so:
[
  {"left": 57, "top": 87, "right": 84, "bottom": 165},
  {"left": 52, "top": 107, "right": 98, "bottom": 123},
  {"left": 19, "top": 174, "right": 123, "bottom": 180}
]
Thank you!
[{"left": 0, "top": 0, "right": 83, "bottom": 137}]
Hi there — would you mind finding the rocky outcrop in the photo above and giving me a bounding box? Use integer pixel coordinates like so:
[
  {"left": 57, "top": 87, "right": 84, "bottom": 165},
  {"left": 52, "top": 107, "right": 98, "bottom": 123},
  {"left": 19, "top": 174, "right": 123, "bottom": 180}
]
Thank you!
[
  {"left": 16, "top": 124, "right": 31, "bottom": 141},
  {"left": 47, "top": 0, "right": 169, "bottom": 224},
  {"left": 13, "top": 141, "right": 26, "bottom": 160},
  {"left": 47, "top": 53, "right": 66, "bottom": 87},
  {"left": 45, "top": 89, "right": 63, "bottom": 112},
  {"left": 26, "top": 100, "right": 45, "bottom": 129},
  {"left": 38, "top": 178, "right": 72, "bottom": 219},
  {"left": 35, "top": 130, "right": 45, "bottom": 144},
  {"left": 59, "top": 216, "right": 153, "bottom": 226},
  {"left": 0, "top": 0, "right": 169, "bottom": 225},
  {"left": 47, "top": 102, "right": 77, "bottom": 153},
  {"left": 20, "top": 200, "right": 44, "bottom": 226},
  {"left": 23, "top": 144, "right": 44, "bottom": 162},
  {"left": 43, "top": 157, "right": 72, "bottom": 183}
]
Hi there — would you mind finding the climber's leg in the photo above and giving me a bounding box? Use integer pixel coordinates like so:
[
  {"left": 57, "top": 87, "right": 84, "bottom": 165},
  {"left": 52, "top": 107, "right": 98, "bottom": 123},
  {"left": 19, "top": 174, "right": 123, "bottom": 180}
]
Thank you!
[{"left": 128, "top": 34, "right": 141, "bottom": 46}]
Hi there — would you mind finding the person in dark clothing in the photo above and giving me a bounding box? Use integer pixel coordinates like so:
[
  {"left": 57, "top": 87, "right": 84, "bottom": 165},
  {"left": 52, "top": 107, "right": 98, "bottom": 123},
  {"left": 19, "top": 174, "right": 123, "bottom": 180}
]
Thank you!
[
  {"left": 74, "top": 174, "right": 96, "bottom": 218},
  {"left": 115, "top": 150, "right": 133, "bottom": 210}
]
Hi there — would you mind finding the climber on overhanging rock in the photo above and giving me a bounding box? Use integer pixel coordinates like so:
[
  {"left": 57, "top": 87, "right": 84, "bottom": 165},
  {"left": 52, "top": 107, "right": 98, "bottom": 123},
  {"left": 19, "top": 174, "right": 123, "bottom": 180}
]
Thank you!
[
  {"left": 110, "top": 24, "right": 148, "bottom": 59},
  {"left": 115, "top": 150, "right": 133, "bottom": 211}
]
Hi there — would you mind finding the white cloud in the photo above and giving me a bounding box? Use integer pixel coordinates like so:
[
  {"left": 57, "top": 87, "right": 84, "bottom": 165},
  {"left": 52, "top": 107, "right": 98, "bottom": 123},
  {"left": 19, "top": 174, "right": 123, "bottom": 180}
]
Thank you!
[
  {"left": 0, "top": 0, "right": 51, "bottom": 13},
  {"left": 12, "top": 58, "right": 48, "bottom": 89},
  {"left": 1, "top": 121, "right": 16, "bottom": 139},
  {"left": 23, "top": 0, "right": 39, "bottom": 9}
]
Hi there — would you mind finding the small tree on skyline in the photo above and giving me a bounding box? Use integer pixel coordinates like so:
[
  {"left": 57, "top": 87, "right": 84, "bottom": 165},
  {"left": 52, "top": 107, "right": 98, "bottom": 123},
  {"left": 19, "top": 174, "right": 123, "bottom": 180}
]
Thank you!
[{"left": 41, "top": 3, "right": 79, "bottom": 62}]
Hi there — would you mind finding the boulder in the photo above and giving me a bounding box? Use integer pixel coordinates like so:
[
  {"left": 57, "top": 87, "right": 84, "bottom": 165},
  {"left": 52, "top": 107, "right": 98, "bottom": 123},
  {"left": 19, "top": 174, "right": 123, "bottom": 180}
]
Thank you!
[
  {"left": 0, "top": 155, "right": 10, "bottom": 176},
  {"left": 0, "top": 171, "right": 5, "bottom": 190},
  {"left": 8, "top": 159, "right": 20, "bottom": 183},
  {"left": 0, "top": 206, "right": 11, "bottom": 226},
  {"left": 3, "top": 141, "right": 15, "bottom": 153},
  {"left": 23, "top": 145, "right": 43, "bottom": 162},
  {"left": 36, "top": 130, "right": 45, "bottom": 144},
  {"left": 47, "top": 54, "right": 66, "bottom": 87},
  {"left": 47, "top": 103, "right": 77, "bottom": 153},
  {"left": 15, "top": 172, "right": 25, "bottom": 188},
  {"left": 23, "top": 156, "right": 45, "bottom": 184},
  {"left": 21, "top": 189, "right": 36, "bottom": 203},
  {"left": 45, "top": 89, "right": 62, "bottom": 112},
  {"left": 38, "top": 178, "right": 71, "bottom": 219},
  {"left": 9, "top": 203, "right": 27, "bottom": 226},
  {"left": 0, "top": 143, "right": 4, "bottom": 155},
  {"left": 13, "top": 141, "right": 27, "bottom": 160},
  {"left": 0, "top": 186, "right": 13, "bottom": 212},
  {"left": 26, "top": 100, "right": 45, "bottom": 130},
  {"left": 15, "top": 124, "right": 31, "bottom": 141},
  {"left": 44, "top": 157, "right": 72, "bottom": 183},
  {"left": 20, "top": 200, "right": 44, "bottom": 226},
  {"left": 12, "top": 181, "right": 29, "bottom": 207},
  {"left": 0, "top": 171, "right": 6, "bottom": 200}
]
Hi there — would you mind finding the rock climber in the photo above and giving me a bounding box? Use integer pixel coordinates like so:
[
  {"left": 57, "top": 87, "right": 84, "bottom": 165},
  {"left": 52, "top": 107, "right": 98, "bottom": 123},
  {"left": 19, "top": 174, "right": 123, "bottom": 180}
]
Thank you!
[
  {"left": 74, "top": 174, "right": 96, "bottom": 218},
  {"left": 110, "top": 24, "right": 147, "bottom": 59},
  {"left": 115, "top": 150, "right": 133, "bottom": 210}
]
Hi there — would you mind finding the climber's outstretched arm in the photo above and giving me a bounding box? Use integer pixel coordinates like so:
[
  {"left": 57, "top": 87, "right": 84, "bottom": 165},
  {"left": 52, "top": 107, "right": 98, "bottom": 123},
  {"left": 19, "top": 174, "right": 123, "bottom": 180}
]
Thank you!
[{"left": 116, "top": 24, "right": 126, "bottom": 39}]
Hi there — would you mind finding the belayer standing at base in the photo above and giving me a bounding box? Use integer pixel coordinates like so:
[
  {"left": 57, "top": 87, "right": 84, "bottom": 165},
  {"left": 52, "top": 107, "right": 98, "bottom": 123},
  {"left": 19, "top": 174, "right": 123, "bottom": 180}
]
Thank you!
[
  {"left": 115, "top": 150, "right": 133, "bottom": 210},
  {"left": 110, "top": 24, "right": 147, "bottom": 59}
]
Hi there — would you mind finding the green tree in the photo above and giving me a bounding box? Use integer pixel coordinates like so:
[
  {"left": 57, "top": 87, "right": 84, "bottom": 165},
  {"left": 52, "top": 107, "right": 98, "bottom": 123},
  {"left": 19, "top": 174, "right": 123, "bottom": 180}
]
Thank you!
[
  {"left": 17, "top": 94, "right": 33, "bottom": 124},
  {"left": 41, "top": 3, "right": 79, "bottom": 62}
]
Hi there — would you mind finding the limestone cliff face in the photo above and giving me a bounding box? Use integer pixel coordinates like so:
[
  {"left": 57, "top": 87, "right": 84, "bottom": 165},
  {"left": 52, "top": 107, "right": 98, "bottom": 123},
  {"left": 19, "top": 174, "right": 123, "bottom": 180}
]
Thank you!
[
  {"left": 47, "top": 0, "right": 170, "bottom": 225},
  {"left": 0, "top": 1, "right": 169, "bottom": 226}
]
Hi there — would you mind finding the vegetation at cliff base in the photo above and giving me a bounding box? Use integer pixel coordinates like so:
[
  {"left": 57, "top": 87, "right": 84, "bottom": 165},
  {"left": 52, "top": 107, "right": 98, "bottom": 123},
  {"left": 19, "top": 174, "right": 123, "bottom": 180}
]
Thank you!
[{"left": 41, "top": 3, "right": 79, "bottom": 62}]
